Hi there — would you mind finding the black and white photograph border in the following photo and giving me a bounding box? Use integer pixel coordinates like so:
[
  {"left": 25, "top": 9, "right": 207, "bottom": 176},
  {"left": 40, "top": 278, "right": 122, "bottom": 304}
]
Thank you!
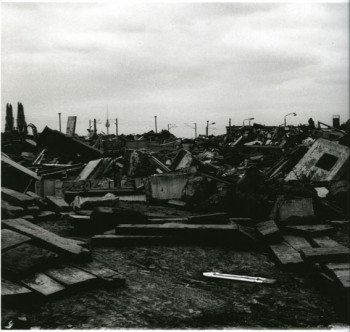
[{"left": 1, "top": 0, "right": 349, "bottom": 330}]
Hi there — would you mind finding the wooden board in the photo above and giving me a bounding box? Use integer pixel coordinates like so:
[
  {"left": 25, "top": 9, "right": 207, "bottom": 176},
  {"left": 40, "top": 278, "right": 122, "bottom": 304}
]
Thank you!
[
  {"left": 2, "top": 278, "right": 33, "bottom": 299},
  {"left": 72, "top": 261, "right": 126, "bottom": 286},
  {"left": 45, "top": 196, "right": 70, "bottom": 211},
  {"left": 1, "top": 200, "right": 24, "bottom": 217},
  {"left": 1, "top": 187, "right": 36, "bottom": 206},
  {"left": 45, "top": 265, "right": 97, "bottom": 287},
  {"left": 309, "top": 236, "right": 347, "bottom": 249},
  {"left": 269, "top": 242, "right": 304, "bottom": 269},
  {"left": 282, "top": 235, "right": 312, "bottom": 251},
  {"left": 1, "top": 229, "right": 31, "bottom": 252},
  {"left": 76, "top": 159, "right": 102, "bottom": 181},
  {"left": 187, "top": 213, "right": 229, "bottom": 224},
  {"left": 301, "top": 247, "right": 350, "bottom": 263},
  {"left": 21, "top": 273, "right": 65, "bottom": 296},
  {"left": 324, "top": 263, "right": 350, "bottom": 290},
  {"left": 255, "top": 220, "right": 280, "bottom": 242},
  {"left": 2, "top": 218, "right": 91, "bottom": 261},
  {"left": 284, "top": 225, "right": 335, "bottom": 237},
  {"left": 91, "top": 234, "right": 169, "bottom": 247},
  {"left": 1, "top": 156, "right": 41, "bottom": 181},
  {"left": 115, "top": 223, "right": 239, "bottom": 237},
  {"left": 2, "top": 243, "right": 58, "bottom": 278}
]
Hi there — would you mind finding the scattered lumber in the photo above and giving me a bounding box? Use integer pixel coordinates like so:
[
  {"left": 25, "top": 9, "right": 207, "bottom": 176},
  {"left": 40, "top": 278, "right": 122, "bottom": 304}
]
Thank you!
[
  {"left": 21, "top": 273, "right": 65, "bottom": 297},
  {"left": 1, "top": 155, "right": 41, "bottom": 181},
  {"left": 255, "top": 220, "right": 280, "bottom": 242},
  {"left": 45, "top": 195, "right": 70, "bottom": 212},
  {"left": 2, "top": 218, "right": 91, "bottom": 261},
  {"left": 1, "top": 187, "right": 36, "bottom": 207},
  {"left": 269, "top": 242, "right": 305, "bottom": 269},
  {"left": 2, "top": 278, "right": 34, "bottom": 303},
  {"left": 284, "top": 225, "right": 335, "bottom": 237},
  {"left": 300, "top": 247, "right": 350, "bottom": 263},
  {"left": 324, "top": 263, "right": 350, "bottom": 292},
  {"left": 187, "top": 213, "right": 229, "bottom": 224},
  {"left": 1, "top": 200, "right": 24, "bottom": 217},
  {"left": 36, "top": 210, "right": 57, "bottom": 221},
  {"left": 45, "top": 265, "right": 97, "bottom": 288},
  {"left": 282, "top": 235, "right": 312, "bottom": 251},
  {"left": 115, "top": 223, "right": 239, "bottom": 237},
  {"left": 91, "top": 235, "right": 169, "bottom": 247},
  {"left": 72, "top": 261, "right": 126, "bottom": 287},
  {"left": 309, "top": 236, "right": 347, "bottom": 249},
  {"left": 2, "top": 243, "right": 58, "bottom": 278},
  {"left": 1, "top": 229, "right": 31, "bottom": 252}
]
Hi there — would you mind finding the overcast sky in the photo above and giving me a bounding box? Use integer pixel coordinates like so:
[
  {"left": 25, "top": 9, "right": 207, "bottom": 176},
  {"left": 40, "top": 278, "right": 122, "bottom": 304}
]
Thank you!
[{"left": 1, "top": 2, "right": 349, "bottom": 137}]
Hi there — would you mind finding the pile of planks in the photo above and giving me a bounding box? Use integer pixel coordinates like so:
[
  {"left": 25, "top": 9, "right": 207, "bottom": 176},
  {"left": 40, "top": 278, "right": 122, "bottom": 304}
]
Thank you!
[{"left": 1, "top": 218, "right": 125, "bottom": 304}]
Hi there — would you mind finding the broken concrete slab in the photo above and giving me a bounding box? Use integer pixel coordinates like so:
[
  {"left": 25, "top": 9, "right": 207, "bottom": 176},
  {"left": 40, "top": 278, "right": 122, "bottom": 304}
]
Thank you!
[
  {"left": 150, "top": 173, "right": 192, "bottom": 200},
  {"left": 171, "top": 149, "right": 193, "bottom": 170},
  {"left": 282, "top": 235, "right": 312, "bottom": 251},
  {"left": 269, "top": 242, "right": 305, "bottom": 270},
  {"left": 309, "top": 236, "right": 347, "bottom": 249},
  {"left": 76, "top": 158, "right": 103, "bottom": 181},
  {"left": 45, "top": 195, "right": 70, "bottom": 212},
  {"left": 277, "top": 197, "right": 315, "bottom": 222},
  {"left": 286, "top": 138, "right": 350, "bottom": 182}
]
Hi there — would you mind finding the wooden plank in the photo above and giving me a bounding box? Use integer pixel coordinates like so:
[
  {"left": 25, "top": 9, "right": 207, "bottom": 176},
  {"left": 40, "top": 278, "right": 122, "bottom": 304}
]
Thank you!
[
  {"left": 36, "top": 210, "right": 57, "bottom": 221},
  {"left": 282, "top": 235, "right": 312, "bottom": 251},
  {"left": 187, "top": 213, "right": 229, "bottom": 224},
  {"left": 45, "top": 265, "right": 97, "bottom": 288},
  {"left": 115, "top": 223, "right": 239, "bottom": 237},
  {"left": 255, "top": 220, "right": 280, "bottom": 242},
  {"left": 45, "top": 196, "right": 70, "bottom": 212},
  {"left": 284, "top": 225, "right": 335, "bottom": 237},
  {"left": 269, "top": 242, "right": 305, "bottom": 269},
  {"left": 1, "top": 278, "right": 33, "bottom": 299},
  {"left": 1, "top": 187, "right": 36, "bottom": 207},
  {"left": 1, "top": 229, "right": 31, "bottom": 252},
  {"left": 301, "top": 247, "right": 350, "bottom": 263},
  {"left": 21, "top": 273, "right": 65, "bottom": 296},
  {"left": 72, "top": 261, "right": 126, "bottom": 286},
  {"left": 309, "top": 236, "right": 347, "bottom": 249},
  {"left": 1, "top": 156, "right": 41, "bottom": 181},
  {"left": 91, "top": 234, "right": 169, "bottom": 247},
  {"left": 2, "top": 243, "right": 58, "bottom": 278},
  {"left": 76, "top": 158, "right": 103, "bottom": 180},
  {"left": 324, "top": 263, "right": 350, "bottom": 290},
  {"left": 2, "top": 218, "right": 91, "bottom": 261},
  {"left": 1, "top": 200, "right": 24, "bottom": 217}
]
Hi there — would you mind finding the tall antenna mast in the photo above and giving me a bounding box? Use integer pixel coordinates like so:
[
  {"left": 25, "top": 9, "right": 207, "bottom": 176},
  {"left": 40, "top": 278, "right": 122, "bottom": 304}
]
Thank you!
[{"left": 105, "top": 104, "right": 110, "bottom": 135}]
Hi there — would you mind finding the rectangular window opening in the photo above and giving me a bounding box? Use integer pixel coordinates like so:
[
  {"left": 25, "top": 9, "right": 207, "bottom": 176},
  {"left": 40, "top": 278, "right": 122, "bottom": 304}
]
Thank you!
[{"left": 315, "top": 153, "right": 338, "bottom": 171}]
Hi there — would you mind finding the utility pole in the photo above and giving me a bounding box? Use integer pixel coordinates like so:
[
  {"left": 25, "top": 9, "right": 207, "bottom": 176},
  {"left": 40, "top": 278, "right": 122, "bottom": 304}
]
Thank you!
[
  {"left": 184, "top": 123, "right": 197, "bottom": 138},
  {"left": 58, "top": 113, "right": 62, "bottom": 132},
  {"left": 206, "top": 120, "right": 215, "bottom": 136},
  {"left": 93, "top": 119, "right": 97, "bottom": 137},
  {"left": 154, "top": 116, "right": 158, "bottom": 134},
  {"left": 115, "top": 118, "right": 118, "bottom": 136},
  {"left": 229, "top": 118, "right": 231, "bottom": 127},
  {"left": 168, "top": 123, "right": 176, "bottom": 132}
]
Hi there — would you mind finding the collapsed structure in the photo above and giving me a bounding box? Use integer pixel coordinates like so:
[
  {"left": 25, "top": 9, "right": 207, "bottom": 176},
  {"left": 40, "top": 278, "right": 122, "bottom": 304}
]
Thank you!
[{"left": 1, "top": 104, "right": 349, "bottom": 327}]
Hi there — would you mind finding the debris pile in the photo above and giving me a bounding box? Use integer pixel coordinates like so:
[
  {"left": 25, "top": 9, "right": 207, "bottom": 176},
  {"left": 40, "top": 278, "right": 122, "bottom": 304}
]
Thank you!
[{"left": 1, "top": 108, "right": 349, "bottom": 321}]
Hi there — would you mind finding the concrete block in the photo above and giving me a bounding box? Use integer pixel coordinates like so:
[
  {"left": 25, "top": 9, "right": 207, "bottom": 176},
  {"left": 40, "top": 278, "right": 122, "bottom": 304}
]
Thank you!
[
  {"left": 150, "top": 173, "right": 191, "bottom": 200},
  {"left": 286, "top": 138, "right": 350, "bottom": 182}
]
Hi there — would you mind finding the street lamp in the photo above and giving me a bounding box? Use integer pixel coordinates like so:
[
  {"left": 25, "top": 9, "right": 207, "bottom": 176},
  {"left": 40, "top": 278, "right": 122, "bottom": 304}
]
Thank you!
[
  {"left": 206, "top": 121, "right": 215, "bottom": 136},
  {"left": 284, "top": 112, "right": 297, "bottom": 126},
  {"left": 243, "top": 118, "right": 254, "bottom": 126},
  {"left": 154, "top": 116, "right": 158, "bottom": 134},
  {"left": 58, "top": 113, "right": 62, "bottom": 132}
]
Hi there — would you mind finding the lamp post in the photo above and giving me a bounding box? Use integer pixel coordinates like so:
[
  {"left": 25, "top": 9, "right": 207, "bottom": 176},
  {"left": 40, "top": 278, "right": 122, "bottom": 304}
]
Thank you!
[
  {"left": 154, "top": 116, "right": 158, "bottom": 134},
  {"left": 206, "top": 121, "right": 215, "bottom": 136},
  {"left": 243, "top": 117, "right": 254, "bottom": 126},
  {"left": 284, "top": 112, "right": 297, "bottom": 126}
]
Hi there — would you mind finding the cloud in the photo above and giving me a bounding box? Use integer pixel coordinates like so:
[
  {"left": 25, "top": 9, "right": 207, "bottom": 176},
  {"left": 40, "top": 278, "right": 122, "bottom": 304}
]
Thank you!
[{"left": 2, "top": 2, "right": 348, "bottom": 137}]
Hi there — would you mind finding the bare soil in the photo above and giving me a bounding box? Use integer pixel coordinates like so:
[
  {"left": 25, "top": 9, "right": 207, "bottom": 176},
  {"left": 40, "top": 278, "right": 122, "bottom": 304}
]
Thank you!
[{"left": 2, "top": 219, "right": 349, "bottom": 329}]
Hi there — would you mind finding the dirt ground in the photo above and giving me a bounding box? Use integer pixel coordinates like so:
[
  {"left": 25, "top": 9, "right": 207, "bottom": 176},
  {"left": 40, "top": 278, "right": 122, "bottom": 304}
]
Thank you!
[{"left": 2, "top": 219, "right": 349, "bottom": 329}]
